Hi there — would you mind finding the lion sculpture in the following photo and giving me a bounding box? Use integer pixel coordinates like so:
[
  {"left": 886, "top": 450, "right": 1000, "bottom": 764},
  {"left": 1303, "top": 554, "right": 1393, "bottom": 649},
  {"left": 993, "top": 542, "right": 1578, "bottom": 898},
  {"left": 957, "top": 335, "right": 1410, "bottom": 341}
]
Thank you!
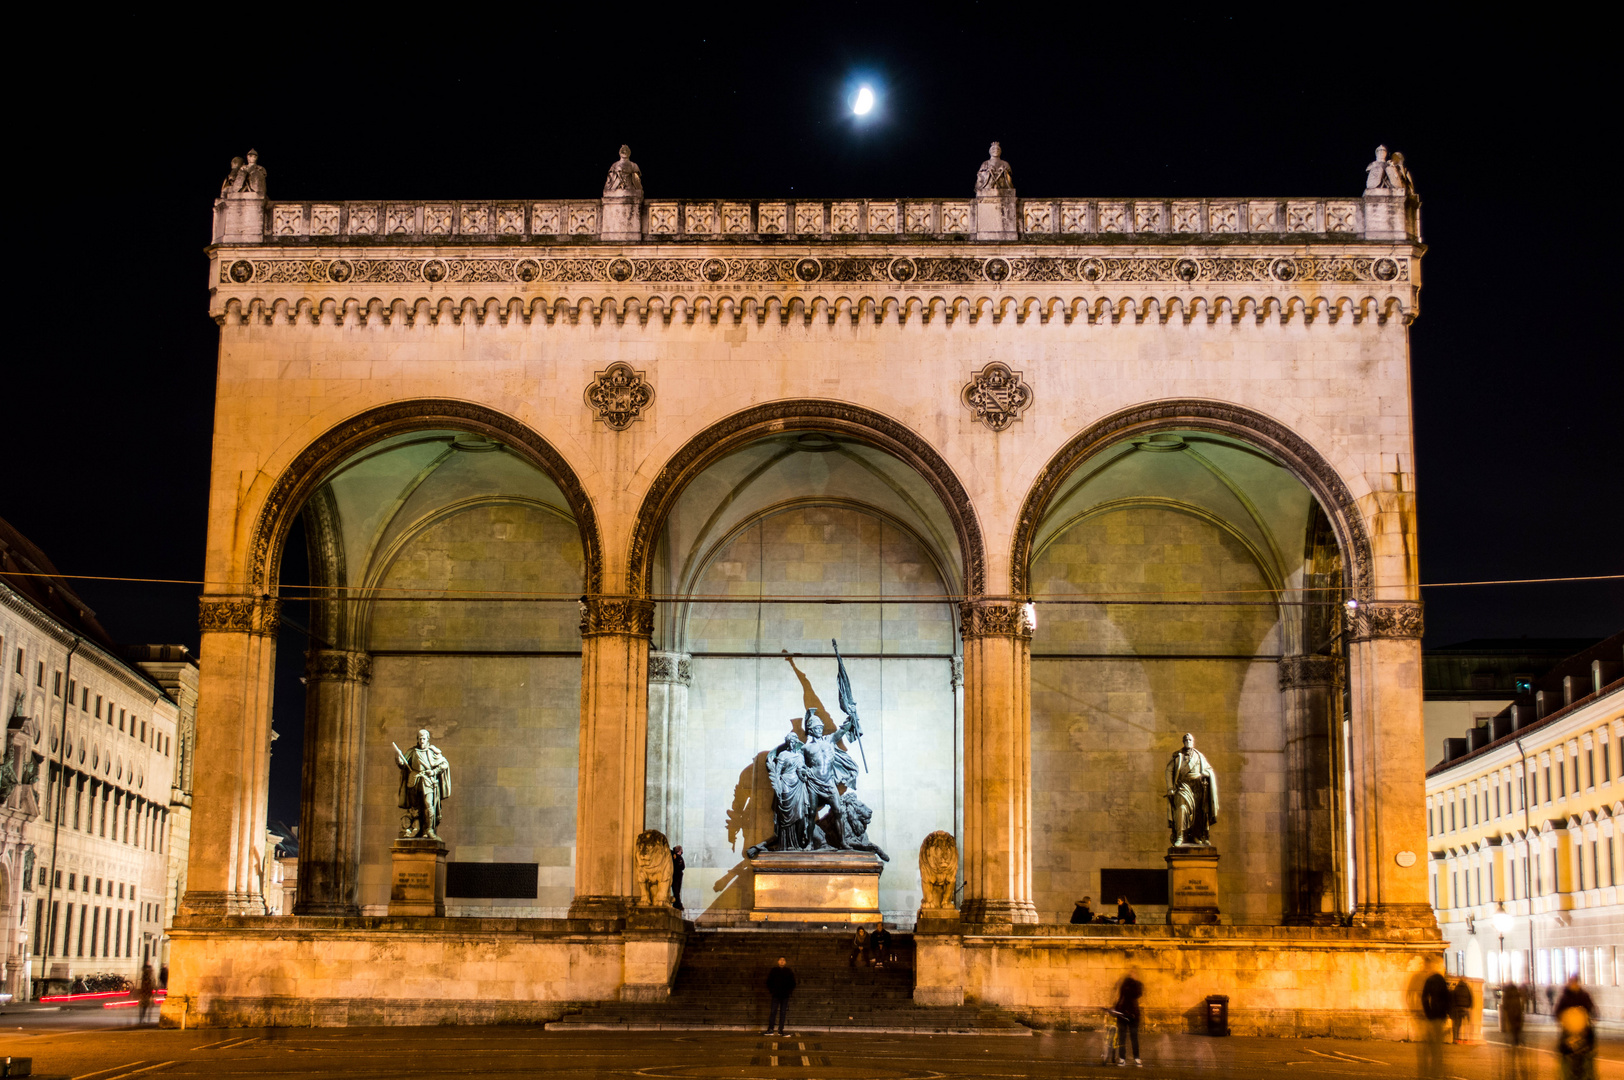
[
  {"left": 918, "top": 830, "right": 959, "bottom": 912},
  {"left": 633, "top": 829, "right": 674, "bottom": 907}
]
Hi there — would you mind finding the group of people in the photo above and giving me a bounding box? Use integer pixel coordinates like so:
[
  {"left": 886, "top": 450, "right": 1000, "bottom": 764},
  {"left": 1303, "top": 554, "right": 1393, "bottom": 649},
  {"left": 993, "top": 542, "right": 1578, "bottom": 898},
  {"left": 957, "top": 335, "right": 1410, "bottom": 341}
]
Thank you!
[
  {"left": 850, "top": 926, "right": 897, "bottom": 968},
  {"left": 1070, "top": 896, "right": 1138, "bottom": 925},
  {"left": 1421, "top": 968, "right": 1600, "bottom": 1079}
]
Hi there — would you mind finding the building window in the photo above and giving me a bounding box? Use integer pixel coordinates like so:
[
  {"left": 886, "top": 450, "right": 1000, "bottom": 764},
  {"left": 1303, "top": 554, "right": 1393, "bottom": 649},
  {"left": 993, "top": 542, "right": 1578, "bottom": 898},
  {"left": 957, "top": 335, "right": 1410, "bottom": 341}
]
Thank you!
[
  {"left": 1558, "top": 762, "right": 1566, "bottom": 799},
  {"left": 1545, "top": 766, "right": 1553, "bottom": 802},
  {"left": 119, "top": 709, "right": 125, "bottom": 733},
  {"left": 1606, "top": 740, "right": 1613, "bottom": 783},
  {"left": 1553, "top": 850, "right": 1560, "bottom": 893},
  {"left": 1511, "top": 857, "right": 1519, "bottom": 900},
  {"left": 1494, "top": 785, "right": 1501, "bottom": 819},
  {"left": 81, "top": 687, "right": 89, "bottom": 712},
  {"left": 1452, "top": 871, "right": 1459, "bottom": 907},
  {"left": 1489, "top": 864, "right": 1495, "bottom": 902},
  {"left": 1589, "top": 749, "right": 1597, "bottom": 789},
  {"left": 1450, "top": 803, "right": 1457, "bottom": 831},
  {"left": 1507, "top": 778, "right": 1514, "bottom": 813},
  {"left": 1578, "top": 846, "right": 1586, "bottom": 890},
  {"left": 1428, "top": 806, "right": 1434, "bottom": 837},
  {"left": 95, "top": 695, "right": 102, "bottom": 718},
  {"left": 1432, "top": 874, "right": 1439, "bottom": 908},
  {"left": 52, "top": 670, "right": 61, "bottom": 695},
  {"left": 12, "top": 648, "right": 20, "bottom": 675}
]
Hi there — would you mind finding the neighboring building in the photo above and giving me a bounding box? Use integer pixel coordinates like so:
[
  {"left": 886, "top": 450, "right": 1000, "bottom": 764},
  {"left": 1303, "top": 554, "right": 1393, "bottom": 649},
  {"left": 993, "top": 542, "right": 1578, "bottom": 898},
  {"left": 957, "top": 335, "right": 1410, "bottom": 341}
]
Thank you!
[
  {"left": 0, "top": 518, "right": 182, "bottom": 992},
  {"left": 1427, "top": 631, "right": 1624, "bottom": 1013},
  {"left": 126, "top": 644, "right": 198, "bottom": 974},
  {"left": 1423, "top": 638, "right": 1596, "bottom": 769}
]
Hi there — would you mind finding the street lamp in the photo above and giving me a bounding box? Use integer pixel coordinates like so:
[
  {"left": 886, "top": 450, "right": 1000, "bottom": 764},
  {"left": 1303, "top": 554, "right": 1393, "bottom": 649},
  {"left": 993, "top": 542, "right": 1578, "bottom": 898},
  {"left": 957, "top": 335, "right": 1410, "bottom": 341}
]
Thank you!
[{"left": 1493, "top": 902, "right": 1515, "bottom": 983}]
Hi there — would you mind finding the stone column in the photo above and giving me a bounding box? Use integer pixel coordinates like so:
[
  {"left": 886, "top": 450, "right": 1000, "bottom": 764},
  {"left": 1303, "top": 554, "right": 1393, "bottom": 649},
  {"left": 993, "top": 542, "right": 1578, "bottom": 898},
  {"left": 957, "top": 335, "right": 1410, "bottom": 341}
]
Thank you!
[
  {"left": 181, "top": 596, "right": 279, "bottom": 915},
  {"left": 958, "top": 601, "right": 1038, "bottom": 924},
  {"left": 295, "top": 649, "right": 372, "bottom": 916},
  {"left": 1279, "top": 653, "right": 1343, "bottom": 924},
  {"left": 644, "top": 651, "right": 691, "bottom": 850},
  {"left": 570, "top": 596, "right": 655, "bottom": 919},
  {"left": 1346, "top": 600, "right": 1434, "bottom": 927}
]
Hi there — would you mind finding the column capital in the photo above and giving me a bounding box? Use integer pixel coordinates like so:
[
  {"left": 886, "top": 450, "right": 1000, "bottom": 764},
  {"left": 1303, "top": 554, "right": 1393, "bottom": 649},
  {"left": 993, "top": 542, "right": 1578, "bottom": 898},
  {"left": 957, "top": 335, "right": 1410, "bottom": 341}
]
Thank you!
[
  {"left": 305, "top": 648, "right": 373, "bottom": 684},
  {"left": 1345, "top": 600, "right": 1423, "bottom": 642},
  {"left": 579, "top": 595, "right": 656, "bottom": 638},
  {"left": 1278, "top": 654, "right": 1341, "bottom": 690},
  {"left": 648, "top": 651, "right": 692, "bottom": 685},
  {"left": 958, "top": 600, "right": 1033, "bottom": 641},
  {"left": 197, "top": 595, "right": 281, "bottom": 636}
]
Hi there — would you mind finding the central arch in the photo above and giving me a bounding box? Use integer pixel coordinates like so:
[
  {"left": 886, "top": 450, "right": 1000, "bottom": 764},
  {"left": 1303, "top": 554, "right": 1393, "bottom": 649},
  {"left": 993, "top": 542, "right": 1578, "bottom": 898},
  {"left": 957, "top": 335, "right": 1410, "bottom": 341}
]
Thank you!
[{"left": 627, "top": 400, "right": 986, "bottom": 599}]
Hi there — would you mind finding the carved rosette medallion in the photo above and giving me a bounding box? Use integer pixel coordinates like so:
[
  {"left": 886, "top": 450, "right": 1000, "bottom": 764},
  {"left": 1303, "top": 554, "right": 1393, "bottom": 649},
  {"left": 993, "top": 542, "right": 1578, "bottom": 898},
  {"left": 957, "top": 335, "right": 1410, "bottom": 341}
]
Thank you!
[
  {"left": 648, "top": 652, "right": 694, "bottom": 686},
  {"left": 961, "top": 362, "right": 1033, "bottom": 432},
  {"left": 1277, "top": 654, "right": 1340, "bottom": 690},
  {"left": 198, "top": 595, "right": 282, "bottom": 636},
  {"left": 306, "top": 649, "right": 375, "bottom": 684},
  {"left": 584, "top": 362, "right": 655, "bottom": 430},
  {"left": 958, "top": 601, "right": 1033, "bottom": 641},
  {"left": 1345, "top": 600, "right": 1424, "bottom": 642},
  {"left": 580, "top": 595, "right": 656, "bottom": 638}
]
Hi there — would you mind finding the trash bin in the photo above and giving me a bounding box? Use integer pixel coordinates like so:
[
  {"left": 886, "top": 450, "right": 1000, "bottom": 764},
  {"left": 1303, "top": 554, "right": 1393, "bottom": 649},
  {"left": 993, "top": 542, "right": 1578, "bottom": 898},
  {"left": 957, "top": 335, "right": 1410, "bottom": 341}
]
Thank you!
[{"left": 1205, "top": 994, "right": 1230, "bottom": 1036}]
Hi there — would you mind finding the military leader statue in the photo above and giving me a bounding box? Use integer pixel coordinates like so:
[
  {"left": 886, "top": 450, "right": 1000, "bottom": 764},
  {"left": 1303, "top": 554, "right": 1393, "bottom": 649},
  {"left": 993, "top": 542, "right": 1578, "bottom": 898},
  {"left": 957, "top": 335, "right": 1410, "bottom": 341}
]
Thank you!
[
  {"left": 1165, "top": 733, "right": 1218, "bottom": 846},
  {"left": 396, "top": 728, "right": 452, "bottom": 841}
]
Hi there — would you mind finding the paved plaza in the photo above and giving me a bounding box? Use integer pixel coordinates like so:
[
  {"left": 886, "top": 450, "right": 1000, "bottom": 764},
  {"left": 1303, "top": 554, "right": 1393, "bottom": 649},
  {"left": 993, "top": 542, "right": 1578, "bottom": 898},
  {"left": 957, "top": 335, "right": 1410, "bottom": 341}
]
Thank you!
[{"left": 4, "top": 1016, "right": 1624, "bottom": 1080}]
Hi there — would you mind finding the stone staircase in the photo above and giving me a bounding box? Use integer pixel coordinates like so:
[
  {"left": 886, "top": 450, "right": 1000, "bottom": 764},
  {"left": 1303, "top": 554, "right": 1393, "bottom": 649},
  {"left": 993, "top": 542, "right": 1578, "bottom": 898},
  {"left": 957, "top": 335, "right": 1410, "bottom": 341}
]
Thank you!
[{"left": 546, "top": 928, "right": 1027, "bottom": 1033}]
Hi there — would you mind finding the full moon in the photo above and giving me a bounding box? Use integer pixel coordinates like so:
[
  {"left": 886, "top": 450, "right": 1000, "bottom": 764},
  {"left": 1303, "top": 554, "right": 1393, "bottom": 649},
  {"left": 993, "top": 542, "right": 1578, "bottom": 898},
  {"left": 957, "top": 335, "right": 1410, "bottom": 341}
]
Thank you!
[{"left": 853, "top": 87, "right": 874, "bottom": 115}]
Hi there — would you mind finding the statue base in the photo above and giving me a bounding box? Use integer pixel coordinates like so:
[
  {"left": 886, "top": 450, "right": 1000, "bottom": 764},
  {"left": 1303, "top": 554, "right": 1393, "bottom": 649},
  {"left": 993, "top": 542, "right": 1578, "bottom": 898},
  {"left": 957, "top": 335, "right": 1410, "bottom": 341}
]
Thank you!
[
  {"left": 389, "top": 837, "right": 447, "bottom": 917},
  {"left": 1166, "top": 846, "right": 1220, "bottom": 926},
  {"left": 747, "top": 850, "right": 883, "bottom": 924}
]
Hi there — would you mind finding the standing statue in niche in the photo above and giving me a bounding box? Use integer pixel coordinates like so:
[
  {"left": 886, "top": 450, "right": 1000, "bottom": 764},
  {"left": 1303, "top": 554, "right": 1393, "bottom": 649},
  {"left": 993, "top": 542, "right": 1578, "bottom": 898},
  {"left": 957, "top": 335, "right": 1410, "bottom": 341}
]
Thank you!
[
  {"left": 974, "top": 141, "right": 1014, "bottom": 196},
  {"left": 395, "top": 728, "right": 451, "bottom": 840},
  {"left": 1165, "top": 732, "right": 1219, "bottom": 846}
]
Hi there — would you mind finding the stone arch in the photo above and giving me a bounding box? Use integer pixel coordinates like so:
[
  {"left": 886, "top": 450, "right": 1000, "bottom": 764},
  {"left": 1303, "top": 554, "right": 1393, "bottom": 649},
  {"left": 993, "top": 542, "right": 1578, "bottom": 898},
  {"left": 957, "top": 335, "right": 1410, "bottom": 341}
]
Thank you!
[
  {"left": 626, "top": 400, "right": 986, "bottom": 598},
  {"left": 246, "top": 399, "right": 603, "bottom": 596},
  {"left": 1008, "top": 399, "right": 1375, "bottom": 598}
]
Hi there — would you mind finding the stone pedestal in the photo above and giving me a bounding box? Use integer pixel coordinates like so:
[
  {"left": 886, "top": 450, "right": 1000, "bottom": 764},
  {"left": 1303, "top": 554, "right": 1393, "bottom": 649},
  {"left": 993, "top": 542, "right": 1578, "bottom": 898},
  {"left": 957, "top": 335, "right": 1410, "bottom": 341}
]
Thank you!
[
  {"left": 748, "top": 851, "right": 883, "bottom": 923},
  {"left": 1166, "top": 847, "right": 1220, "bottom": 926},
  {"left": 601, "top": 196, "right": 642, "bottom": 241},
  {"left": 389, "top": 838, "right": 447, "bottom": 917},
  {"left": 973, "top": 195, "right": 1018, "bottom": 240}
]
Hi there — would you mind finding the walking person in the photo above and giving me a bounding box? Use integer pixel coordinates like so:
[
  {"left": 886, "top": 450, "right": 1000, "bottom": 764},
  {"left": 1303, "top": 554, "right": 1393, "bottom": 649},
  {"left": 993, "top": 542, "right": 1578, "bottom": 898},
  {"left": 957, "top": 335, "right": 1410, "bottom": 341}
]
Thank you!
[
  {"left": 136, "top": 962, "right": 156, "bottom": 1026},
  {"left": 764, "top": 956, "right": 796, "bottom": 1036},
  {"left": 670, "top": 845, "right": 685, "bottom": 910},
  {"left": 1112, "top": 968, "right": 1143, "bottom": 1066},
  {"left": 1499, "top": 980, "right": 1526, "bottom": 1080},
  {"left": 1420, "top": 963, "right": 1451, "bottom": 1078},
  {"left": 1553, "top": 974, "right": 1596, "bottom": 1080},
  {"left": 1450, "top": 978, "right": 1473, "bottom": 1043}
]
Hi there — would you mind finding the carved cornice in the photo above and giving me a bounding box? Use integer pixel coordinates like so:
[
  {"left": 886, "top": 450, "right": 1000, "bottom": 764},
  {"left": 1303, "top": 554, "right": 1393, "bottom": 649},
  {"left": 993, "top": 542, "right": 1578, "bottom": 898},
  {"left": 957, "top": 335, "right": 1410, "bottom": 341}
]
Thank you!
[
  {"left": 305, "top": 649, "right": 374, "bottom": 684},
  {"left": 247, "top": 400, "right": 602, "bottom": 597},
  {"left": 959, "top": 601, "right": 1033, "bottom": 641},
  {"left": 581, "top": 596, "right": 656, "bottom": 638},
  {"left": 627, "top": 400, "right": 985, "bottom": 598},
  {"left": 198, "top": 596, "right": 282, "bottom": 636},
  {"left": 1278, "top": 654, "right": 1341, "bottom": 690},
  {"left": 1346, "top": 600, "right": 1424, "bottom": 643},
  {"left": 648, "top": 652, "right": 693, "bottom": 685},
  {"left": 1009, "top": 400, "right": 1375, "bottom": 597}
]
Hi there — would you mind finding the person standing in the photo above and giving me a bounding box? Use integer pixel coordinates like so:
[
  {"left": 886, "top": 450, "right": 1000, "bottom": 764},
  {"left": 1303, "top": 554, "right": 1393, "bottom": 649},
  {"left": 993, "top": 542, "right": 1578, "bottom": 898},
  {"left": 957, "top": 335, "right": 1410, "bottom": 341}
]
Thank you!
[
  {"left": 670, "top": 845, "right": 685, "bottom": 910},
  {"left": 1420, "top": 965, "right": 1451, "bottom": 1078},
  {"left": 1499, "top": 981, "right": 1526, "bottom": 1080},
  {"left": 1070, "top": 898, "right": 1095, "bottom": 924},
  {"left": 764, "top": 956, "right": 796, "bottom": 1036},
  {"left": 137, "top": 962, "right": 155, "bottom": 1026},
  {"left": 1112, "top": 969, "right": 1143, "bottom": 1066},
  {"left": 1450, "top": 979, "right": 1473, "bottom": 1043}
]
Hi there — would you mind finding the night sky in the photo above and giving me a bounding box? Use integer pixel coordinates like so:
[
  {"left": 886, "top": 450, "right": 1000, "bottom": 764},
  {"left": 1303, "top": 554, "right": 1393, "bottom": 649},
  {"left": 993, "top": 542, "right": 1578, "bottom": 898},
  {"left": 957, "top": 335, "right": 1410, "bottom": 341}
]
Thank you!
[{"left": 4, "top": 12, "right": 1617, "bottom": 826}]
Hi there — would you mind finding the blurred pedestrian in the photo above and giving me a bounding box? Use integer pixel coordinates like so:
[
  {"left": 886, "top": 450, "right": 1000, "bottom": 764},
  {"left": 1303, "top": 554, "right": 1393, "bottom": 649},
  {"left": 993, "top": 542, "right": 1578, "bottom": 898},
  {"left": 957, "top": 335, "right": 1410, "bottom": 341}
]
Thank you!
[
  {"left": 1553, "top": 974, "right": 1596, "bottom": 1080},
  {"left": 1112, "top": 969, "right": 1143, "bottom": 1066},
  {"left": 670, "top": 845, "right": 685, "bottom": 910},
  {"left": 137, "top": 962, "right": 155, "bottom": 1025},
  {"left": 1499, "top": 981, "right": 1526, "bottom": 1080},
  {"left": 1420, "top": 963, "right": 1450, "bottom": 1078},
  {"left": 1117, "top": 897, "right": 1137, "bottom": 925},
  {"left": 764, "top": 956, "right": 795, "bottom": 1036},
  {"left": 1450, "top": 978, "right": 1473, "bottom": 1042},
  {"left": 1070, "top": 897, "right": 1095, "bottom": 924}
]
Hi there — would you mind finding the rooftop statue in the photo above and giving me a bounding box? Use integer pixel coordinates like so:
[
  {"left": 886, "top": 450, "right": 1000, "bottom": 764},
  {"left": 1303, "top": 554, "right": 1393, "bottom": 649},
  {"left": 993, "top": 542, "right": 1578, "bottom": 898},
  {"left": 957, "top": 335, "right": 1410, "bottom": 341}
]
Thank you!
[
  {"left": 1165, "top": 732, "right": 1219, "bottom": 847},
  {"left": 220, "top": 149, "right": 267, "bottom": 199},
  {"left": 604, "top": 144, "right": 643, "bottom": 197},
  {"left": 1363, "top": 145, "right": 1414, "bottom": 197},
  {"left": 395, "top": 728, "right": 451, "bottom": 841},
  {"left": 974, "top": 141, "right": 1014, "bottom": 196}
]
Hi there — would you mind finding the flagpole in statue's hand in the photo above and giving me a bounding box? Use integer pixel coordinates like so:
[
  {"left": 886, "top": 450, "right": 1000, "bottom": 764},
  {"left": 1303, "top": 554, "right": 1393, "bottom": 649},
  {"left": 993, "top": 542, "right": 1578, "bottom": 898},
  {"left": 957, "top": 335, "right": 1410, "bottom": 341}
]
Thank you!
[{"left": 832, "top": 638, "right": 868, "bottom": 773}]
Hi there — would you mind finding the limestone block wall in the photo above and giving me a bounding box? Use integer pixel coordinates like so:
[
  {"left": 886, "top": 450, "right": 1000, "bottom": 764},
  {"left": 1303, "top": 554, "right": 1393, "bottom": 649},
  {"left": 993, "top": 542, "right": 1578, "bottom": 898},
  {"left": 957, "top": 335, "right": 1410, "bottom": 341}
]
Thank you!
[
  {"left": 1029, "top": 506, "right": 1286, "bottom": 923},
  {"left": 358, "top": 503, "right": 584, "bottom": 915}
]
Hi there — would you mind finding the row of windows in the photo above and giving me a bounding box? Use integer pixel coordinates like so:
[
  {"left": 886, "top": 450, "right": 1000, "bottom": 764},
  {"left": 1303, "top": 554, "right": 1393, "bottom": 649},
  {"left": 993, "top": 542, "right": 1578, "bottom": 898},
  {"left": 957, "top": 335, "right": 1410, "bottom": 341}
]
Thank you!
[
  {"left": 1429, "top": 737, "right": 1616, "bottom": 836},
  {"left": 34, "top": 899, "right": 138, "bottom": 960},
  {"left": 46, "top": 868, "right": 137, "bottom": 900},
  {"left": 44, "top": 767, "right": 166, "bottom": 853},
  {"left": 4, "top": 643, "right": 172, "bottom": 757},
  {"left": 1466, "top": 946, "right": 1621, "bottom": 988},
  {"left": 1435, "top": 834, "right": 1624, "bottom": 908}
]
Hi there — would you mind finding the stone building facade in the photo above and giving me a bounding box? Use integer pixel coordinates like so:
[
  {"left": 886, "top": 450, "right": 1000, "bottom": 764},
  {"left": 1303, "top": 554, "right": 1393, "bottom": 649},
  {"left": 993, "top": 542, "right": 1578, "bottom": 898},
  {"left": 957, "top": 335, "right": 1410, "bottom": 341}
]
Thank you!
[
  {"left": 1428, "top": 633, "right": 1624, "bottom": 1015},
  {"left": 0, "top": 521, "right": 183, "bottom": 992},
  {"left": 170, "top": 144, "right": 1436, "bottom": 1033}
]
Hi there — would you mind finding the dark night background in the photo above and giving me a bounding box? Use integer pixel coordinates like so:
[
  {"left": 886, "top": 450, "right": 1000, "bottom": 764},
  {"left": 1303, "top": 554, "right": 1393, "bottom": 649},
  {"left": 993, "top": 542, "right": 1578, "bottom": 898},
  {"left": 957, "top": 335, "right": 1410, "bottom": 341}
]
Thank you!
[{"left": 3, "top": 11, "right": 1617, "bottom": 827}]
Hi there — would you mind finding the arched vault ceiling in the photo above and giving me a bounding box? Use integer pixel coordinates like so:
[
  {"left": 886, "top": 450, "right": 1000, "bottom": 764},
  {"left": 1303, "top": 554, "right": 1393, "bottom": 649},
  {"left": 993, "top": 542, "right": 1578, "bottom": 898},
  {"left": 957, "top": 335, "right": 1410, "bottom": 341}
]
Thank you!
[
  {"left": 1032, "top": 431, "right": 1317, "bottom": 589},
  {"left": 311, "top": 429, "right": 575, "bottom": 590},
  {"left": 660, "top": 433, "right": 965, "bottom": 596}
]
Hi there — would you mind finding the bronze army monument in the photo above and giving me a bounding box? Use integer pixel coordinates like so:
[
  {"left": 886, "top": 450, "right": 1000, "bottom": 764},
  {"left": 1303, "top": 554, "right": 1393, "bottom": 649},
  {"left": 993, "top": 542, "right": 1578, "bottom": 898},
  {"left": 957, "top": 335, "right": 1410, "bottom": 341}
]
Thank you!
[{"left": 167, "top": 142, "right": 1436, "bottom": 1034}]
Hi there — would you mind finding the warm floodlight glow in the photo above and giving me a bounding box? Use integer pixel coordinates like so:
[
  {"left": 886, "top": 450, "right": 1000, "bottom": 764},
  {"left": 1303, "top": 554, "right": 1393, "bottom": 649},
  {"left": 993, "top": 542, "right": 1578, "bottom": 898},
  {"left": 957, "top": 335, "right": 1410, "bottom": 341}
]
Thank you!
[{"left": 853, "top": 87, "right": 875, "bottom": 115}]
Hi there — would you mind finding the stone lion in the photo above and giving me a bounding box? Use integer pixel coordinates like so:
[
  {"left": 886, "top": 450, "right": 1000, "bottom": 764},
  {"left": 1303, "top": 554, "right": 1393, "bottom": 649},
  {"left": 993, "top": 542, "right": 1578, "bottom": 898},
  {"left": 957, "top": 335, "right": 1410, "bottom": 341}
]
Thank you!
[
  {"left": 633, "top": 829, "right": 673, "bottom": 907},
  {"left": 919, "top": 830, "right": 958, "bottom": 911}
]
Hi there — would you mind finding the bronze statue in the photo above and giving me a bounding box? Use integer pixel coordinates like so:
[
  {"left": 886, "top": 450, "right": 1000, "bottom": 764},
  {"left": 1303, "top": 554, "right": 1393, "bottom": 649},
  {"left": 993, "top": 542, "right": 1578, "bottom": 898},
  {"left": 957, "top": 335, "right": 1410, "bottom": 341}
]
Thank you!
[
  {"left": 395, "top": 728, "right": 451, "bottom": 840},
  {"left": 1165, "top": 732, "right": 1218, "bottom": 846}
]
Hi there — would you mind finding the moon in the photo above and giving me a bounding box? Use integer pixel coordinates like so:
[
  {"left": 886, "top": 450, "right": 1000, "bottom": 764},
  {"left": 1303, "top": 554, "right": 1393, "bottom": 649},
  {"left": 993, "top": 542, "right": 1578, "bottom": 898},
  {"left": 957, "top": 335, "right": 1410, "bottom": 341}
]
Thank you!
[{"left": 853, "top": 86, "right": 874, "bottom": 115}]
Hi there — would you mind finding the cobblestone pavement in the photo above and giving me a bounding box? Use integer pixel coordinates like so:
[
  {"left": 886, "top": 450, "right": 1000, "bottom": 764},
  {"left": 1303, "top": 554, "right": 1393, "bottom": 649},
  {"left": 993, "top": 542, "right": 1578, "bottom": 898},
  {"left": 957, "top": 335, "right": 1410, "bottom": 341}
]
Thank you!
[{"left": 3, "top": 1023, "right": 1624, "bottom": 1079}]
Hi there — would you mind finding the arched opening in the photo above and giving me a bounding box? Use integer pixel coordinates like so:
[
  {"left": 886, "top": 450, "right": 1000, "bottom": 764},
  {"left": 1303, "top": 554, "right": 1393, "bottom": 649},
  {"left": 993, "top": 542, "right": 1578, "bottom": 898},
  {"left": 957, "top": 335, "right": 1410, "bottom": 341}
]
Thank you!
[
  {"left": 257, "top": 405, "right": 599, "bottom": 918},
  {"left": 1016, "top": 409, "right": 1366, "bottom": 925},
  {"left": 629, "top": 407, "right": 981, "bottom": 923}
]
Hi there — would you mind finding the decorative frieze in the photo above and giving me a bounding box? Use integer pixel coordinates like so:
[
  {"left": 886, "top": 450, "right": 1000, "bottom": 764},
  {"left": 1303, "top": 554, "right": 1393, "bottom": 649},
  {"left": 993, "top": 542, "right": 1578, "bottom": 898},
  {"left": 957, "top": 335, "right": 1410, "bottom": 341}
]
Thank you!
[
  {"left": 305, "top": 649, "right": 374, "bottom": 684},
  {"left": 580, "top": 596, "right": 656, "bottom": 638},
  {"left": 648, "top": 652, "right": 693, "bottom": 686},
  {"left": 1345, "top": 600, "right": 1424, "bottom": 642},
  {"left": 584, "top": 362, "right": 655, "bottom": 430},
  {"left": 1277, "top": 654, "right": 1341, "bottom": 690},
  {"left": 962, "top": 363, "right": 1032, "bottom": 432},
  {"left": 198, "top": 595, "right": 282, "bottom": 636},
  {"left": 959, "top": 601, "right": 1033, "bottom": 641}
]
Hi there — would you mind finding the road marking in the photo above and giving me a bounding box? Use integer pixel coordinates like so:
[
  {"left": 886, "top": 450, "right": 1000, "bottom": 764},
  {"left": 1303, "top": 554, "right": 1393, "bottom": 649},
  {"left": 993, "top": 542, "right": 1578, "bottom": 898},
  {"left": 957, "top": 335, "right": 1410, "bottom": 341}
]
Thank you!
[
  {"left": 75, "top": 1063, "right": 176, "bottom": 1080},
  {"left": 195, "top": 1035, "right": 258, "bottom": 1050}
]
